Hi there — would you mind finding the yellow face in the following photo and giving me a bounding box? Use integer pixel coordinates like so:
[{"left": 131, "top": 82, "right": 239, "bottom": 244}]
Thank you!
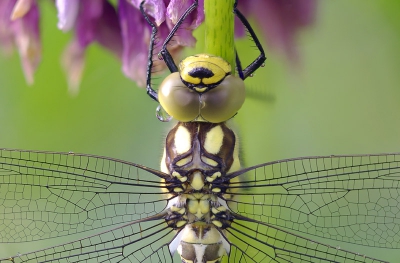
[{"left": 179, "top": 54, "right": 232, "bottom": 91}]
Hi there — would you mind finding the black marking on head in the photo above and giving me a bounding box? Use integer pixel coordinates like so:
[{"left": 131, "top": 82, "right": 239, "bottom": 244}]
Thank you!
[{"left": 188, "top": 67, "right": 214, "bottom": 79}]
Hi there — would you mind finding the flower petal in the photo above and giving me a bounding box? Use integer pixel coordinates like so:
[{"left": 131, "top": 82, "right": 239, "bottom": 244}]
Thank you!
[
  {"left": 0, "top": 0, "right": 16, "bottom": 55},
  {"left": 129, "top": 0, "right": 166, "bottom": 26},
  {"left": 119, "top": 0, "right": 150, "bottom": 86},
  {"left": 10, "top": 0, "right": 32, "bottom": 20},
  {"left": 238, "top": 0, "right": 317, "bottom": 61},
  {"left": 61, "top": 40, "right": 85, "bottom": 95},
  {"left": 60, "top": 0, "right": 122, "bottom": 92},
  {"left": 167, "top": 0, "right": 189, "bottom": 25},
  {"left": 11, "top": 0, "right": 41, "bottom": 84},
  {"left": 167, "top": 0, "right": 204, "bottom": 27},
  {"left": 56, "top": 0, "right": 79, "bottom": 31},
  {"left": 75, "top": 0, "right": 104, "bottom": 48},
  {"left": 95, "top": 2, "right": 123, "bottom": 57},
  {"left": 74, "top": 0, "right": 122, "bottom": 55},
  {"left": 165, "top": 0, "right": 204, "bottom": 47},
  {"left": 190, "top": 0, "right": 204, "bottom": 28}
]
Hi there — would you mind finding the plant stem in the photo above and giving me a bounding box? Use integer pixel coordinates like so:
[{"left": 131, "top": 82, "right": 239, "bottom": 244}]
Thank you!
[{"left": 204, "top": 0, "right": 235, "bottom": 75}]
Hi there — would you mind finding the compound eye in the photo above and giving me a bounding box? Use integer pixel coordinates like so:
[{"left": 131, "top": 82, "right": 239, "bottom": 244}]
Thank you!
[
  {"left": 158, "top": 72, "right": 200, "bottom": 122},
  {"left": 200, "top": 75, "right": 245, "bottom": 123},
  {"left": 158, "top": 73, "right": 245, "bottom": 123}
]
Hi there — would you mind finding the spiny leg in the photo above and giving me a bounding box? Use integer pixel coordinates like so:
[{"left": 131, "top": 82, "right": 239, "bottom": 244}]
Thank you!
[
  {"left": 234, "top": 0, "right": 266, "bottom": 80},
  {"left": 235, "top": 49, "right": 244, "bottom": 79},
  {"left": 140, "top": 1, "right": 159, "bottom": 102},
  {"left": 159, "top": 0, "right": 199, "bottom": 73}
]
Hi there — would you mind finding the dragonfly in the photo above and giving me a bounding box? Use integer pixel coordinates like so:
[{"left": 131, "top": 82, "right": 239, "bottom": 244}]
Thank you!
[
  {"left": 1, "top": 147, "right": 399, "bottom": 263},
  {"left": 1, "top": 1, "right": 399, "bottom": 262},
  {"left": 144, "top": 0, "right": 265, "bottom": 123}
]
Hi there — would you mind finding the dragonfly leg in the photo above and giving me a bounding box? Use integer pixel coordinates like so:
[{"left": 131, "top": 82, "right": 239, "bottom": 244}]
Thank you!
[
  {"left": 233, "top": 0, "right": 266, "bottom": 80},
  {"left": 159, "top": 0, "right": 199, "bottom": 73},
  {"left": 140, "top": 1, "right": 159, "bottom": 102}
]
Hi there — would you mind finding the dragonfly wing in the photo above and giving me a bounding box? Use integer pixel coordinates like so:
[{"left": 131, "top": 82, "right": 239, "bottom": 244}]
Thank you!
[
  {"left": 226, "top": 153, "right": 400, "bottom": 249},
  {"left": 226, "top": 214, "right": 389, "bottom": 263},
  {"left": 0, "top": 149, "right": 171, "bottom": 243},
  {"left": 1, "top": 216, "right": 175, "bottom": 263}
]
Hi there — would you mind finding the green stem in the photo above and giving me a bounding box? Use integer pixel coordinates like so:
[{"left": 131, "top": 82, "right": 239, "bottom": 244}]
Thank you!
[{"left": 204, "top": 0, "right": 235, "bottom": 75}]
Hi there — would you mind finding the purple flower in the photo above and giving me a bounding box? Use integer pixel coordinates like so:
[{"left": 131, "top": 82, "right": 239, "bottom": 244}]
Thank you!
[
  {"left": 119, "top": 0, "right": 204, "bottom": 87},
  {"left": 237, "top": 0, "right": 317, "bottom": 62},
  {"left": 165, "top": 0, "right": 204, "bottom": 47},
  {"left": 0, "top": 0, "right": 316, "bottom": 90},
  {"left": 119, "top": 0, "right": 155, "bottom": 87},
  {"left": 57, "top": 0, "right": 123, "bottom": 94},
  {"left": 57, "top": 0, "right": 204, "bottom": 91},
  {"left": 0, "top": 0, "right": 41, "bottom": 85}
]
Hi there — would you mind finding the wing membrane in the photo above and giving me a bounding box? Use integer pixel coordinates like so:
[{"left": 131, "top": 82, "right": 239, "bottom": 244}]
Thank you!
[
  {"left": 0, "top": 149, "right": 171, "bottom": 243},
  {"left": 1, "top": 149, "right": 398, "bottom": 262},
  {"left": 226, "top": 153, "right": 400, "bottom": 249},
  {"left": 0, "top": 216, "right": 175, "bottom": 263},
  {"left": 227, "top": 214, "right": 388, "bottom": 263}
]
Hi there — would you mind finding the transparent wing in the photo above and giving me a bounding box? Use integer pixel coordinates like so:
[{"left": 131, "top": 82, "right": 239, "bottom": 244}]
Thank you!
[
  {"left": 225, "top": 153, "right": 400, "bottom": 249},
  {"left": 0, "top": 217, "right": 175, "bottom": 263},
  {"left": 226, "top": 214, "right": 388, "bottom": 263},
  {"left": 0, "top": 148, "right": 171, "bottom": 243}
]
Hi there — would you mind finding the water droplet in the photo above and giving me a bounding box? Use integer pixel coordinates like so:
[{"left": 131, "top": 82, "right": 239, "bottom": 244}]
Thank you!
[
  {"left": 156, "top": 105, "right": 172, "bottom": 122},
  {"left": 250, "top": 73, "right": 254, "bottom": 77},
  {"left": 261, "top": 63, "right": 265, "bottom": 67},
  {"left": 157, "top": 52, "right": 163, "bottom": 60}
]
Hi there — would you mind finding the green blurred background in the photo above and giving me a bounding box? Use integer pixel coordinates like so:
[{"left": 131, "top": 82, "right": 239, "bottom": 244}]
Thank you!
[{"left": 1, "top": 0, "right": 400, "bottom": 261}]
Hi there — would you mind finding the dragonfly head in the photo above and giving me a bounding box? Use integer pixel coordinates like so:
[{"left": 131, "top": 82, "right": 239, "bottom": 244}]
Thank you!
[{"left": 158, "top": 54, "right": 245, "bottom": 123}]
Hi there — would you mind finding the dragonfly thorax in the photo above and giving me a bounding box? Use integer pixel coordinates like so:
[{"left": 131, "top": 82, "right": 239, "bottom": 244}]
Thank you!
[
  {"left": 162, "top": 122, "right": 240, "bottom": 176},
  {"left": 161, "top": 122, "right": 240, "bottom": 195},
  {"left": 161, "top": 121, "right": 239, "bottom": 261}
]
